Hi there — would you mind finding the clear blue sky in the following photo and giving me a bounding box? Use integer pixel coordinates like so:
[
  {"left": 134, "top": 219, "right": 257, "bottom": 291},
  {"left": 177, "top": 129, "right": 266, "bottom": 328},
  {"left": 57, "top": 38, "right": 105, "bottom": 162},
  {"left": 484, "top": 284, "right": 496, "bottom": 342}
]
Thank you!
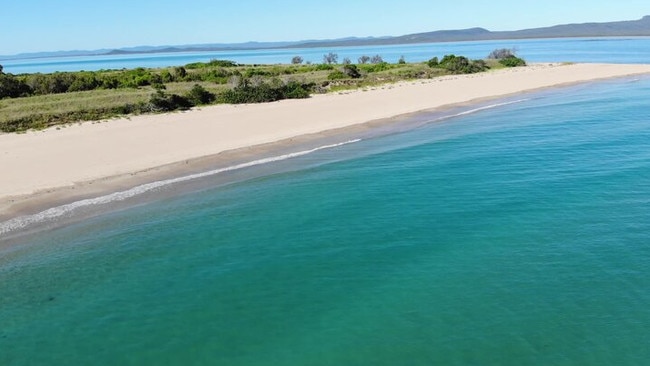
[{"left": 1, "top": 0, "right": 649, "bottom": 55}]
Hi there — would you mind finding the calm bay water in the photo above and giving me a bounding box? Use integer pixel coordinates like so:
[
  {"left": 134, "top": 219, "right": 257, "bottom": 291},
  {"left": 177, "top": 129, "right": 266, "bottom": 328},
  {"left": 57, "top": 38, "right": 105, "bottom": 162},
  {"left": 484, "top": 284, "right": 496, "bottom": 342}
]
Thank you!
[
  {"left": 2, "top": 77, "right": 650, "bottom": 365},
  {"left": 3, "top": 37, "right": 650, "bottom": 74}
]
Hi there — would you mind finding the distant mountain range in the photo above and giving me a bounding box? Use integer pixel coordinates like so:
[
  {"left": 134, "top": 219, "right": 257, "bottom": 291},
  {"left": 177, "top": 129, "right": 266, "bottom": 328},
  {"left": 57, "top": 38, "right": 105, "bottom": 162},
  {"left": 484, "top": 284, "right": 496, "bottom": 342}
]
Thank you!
[
  {"left": 293, "top": 15, "right": 650, "bottom": 47},
  {"left": 3, "top": 16, "right": 650, "bottom": 61}
]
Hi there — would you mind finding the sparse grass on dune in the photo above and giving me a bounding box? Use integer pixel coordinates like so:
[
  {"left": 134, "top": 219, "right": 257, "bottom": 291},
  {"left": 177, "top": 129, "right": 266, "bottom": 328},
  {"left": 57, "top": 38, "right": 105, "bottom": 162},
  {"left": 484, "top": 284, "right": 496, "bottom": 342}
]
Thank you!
[
  {"left": 0, "top": 89, "right": 150, "bottom": 131},
  {"left": 0, "top": 55, "right": 520, "bottom": 133}
]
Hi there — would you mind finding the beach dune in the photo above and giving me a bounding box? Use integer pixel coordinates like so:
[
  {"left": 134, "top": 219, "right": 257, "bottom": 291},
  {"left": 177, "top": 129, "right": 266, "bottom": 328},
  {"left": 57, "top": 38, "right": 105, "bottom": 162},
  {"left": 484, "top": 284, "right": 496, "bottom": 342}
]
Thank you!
[{"left": 2, "top": 63, "right": 650, "bottom": 218}]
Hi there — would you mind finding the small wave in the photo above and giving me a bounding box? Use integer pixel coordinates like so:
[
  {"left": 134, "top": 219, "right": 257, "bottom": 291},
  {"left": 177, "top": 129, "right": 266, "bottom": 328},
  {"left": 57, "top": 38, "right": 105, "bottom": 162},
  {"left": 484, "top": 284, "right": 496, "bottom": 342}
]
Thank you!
[
  {"left": 0, "top": 139, "right": 362, "bottom": 236},
  {"left": 452, "top": 99, "right": 530, "bottom": 118}
]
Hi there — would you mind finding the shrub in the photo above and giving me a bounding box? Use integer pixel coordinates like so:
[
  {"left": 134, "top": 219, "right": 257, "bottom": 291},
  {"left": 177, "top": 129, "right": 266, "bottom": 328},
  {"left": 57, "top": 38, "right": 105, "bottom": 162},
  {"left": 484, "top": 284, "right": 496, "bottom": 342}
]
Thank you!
[
  {"left": 160, "top": 70, "right": 173, "bottom": 83},
  {"left": 244, "top": 68, "right": 272, "bottom": 78},
  {"left": 283, "top": 81, "right": 311, "bottom": 99},
  {"left": 291, "top": 56, "right": 304, "bottom": 64},
  {"left": 185, "top": 59, "right": 237, "bottom": 69},
  {"left": 314, "top": 64, "right": 335, "bottom": 71},
  {"left": 185, "top": 84, "right": 215, "bottom": 105},
  {"left": 148, "top": 89, "right": 192, "bottom": 111},
  {"left": 220, "top": 78, "right": 312, "bottom": 104},
  {"left": 486, "top": 48, "right": 526, "bottom": 67},
  {"left": 499, "top": 56, "right": 527, "bottom": 67},
  {"left": 327, "top": 71, "right": 348, "bottom": 80},
  {"left": 173, "top": 66, "right": 187, "bottom": 80},
  {"left": 208, "top": 59, "right": 237, "bottom": 67},
  {"left": 429, "top": 54, "right": 489, "bottom": 74},
  {"left": 358, "top": 62, "right": 390, "bottom": 73},
  {"left": 342, "top": 64, "right": 361, "bottom": 78}
]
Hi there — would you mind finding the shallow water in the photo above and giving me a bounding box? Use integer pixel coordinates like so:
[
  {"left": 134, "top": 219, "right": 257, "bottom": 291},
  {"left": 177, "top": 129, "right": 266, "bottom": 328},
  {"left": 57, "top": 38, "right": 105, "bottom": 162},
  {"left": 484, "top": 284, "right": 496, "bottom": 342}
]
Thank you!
[{"left": 2, "top": 78, "right": 650, "bottom": 365}]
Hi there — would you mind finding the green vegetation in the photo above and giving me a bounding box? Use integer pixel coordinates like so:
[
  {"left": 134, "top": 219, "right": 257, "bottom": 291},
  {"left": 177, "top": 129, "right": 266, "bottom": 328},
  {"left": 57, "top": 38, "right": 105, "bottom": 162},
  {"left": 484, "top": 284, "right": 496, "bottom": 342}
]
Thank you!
[
  {"left": 499, "top": 56, "right": 527, "bottom": 67},
  {"left": 427, "top": 55, "right": 489, "bottom": 74},
  {"left": 487, "top": 48, "right": 527, "bottom": 67},
  {"left": 220, "top": 78, "right": 312, "bottom": 103},
  {"left": 0, "top": 49, "right": 526, "bottom": 132}
]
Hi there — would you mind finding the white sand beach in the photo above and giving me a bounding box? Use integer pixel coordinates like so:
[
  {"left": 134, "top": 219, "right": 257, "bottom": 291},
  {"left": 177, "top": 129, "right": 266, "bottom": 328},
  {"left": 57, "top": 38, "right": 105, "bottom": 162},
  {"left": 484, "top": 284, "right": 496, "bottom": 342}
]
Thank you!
[{"left": 2, "top": 63, "right": 650, "bottom": 219}]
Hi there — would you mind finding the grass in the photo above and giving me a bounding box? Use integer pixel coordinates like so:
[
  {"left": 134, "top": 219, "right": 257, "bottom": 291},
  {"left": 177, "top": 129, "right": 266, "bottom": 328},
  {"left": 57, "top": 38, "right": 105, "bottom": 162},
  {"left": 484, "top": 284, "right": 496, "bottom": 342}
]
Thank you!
[
  {"left": 0, "top": 60, "right": 516, "bottom": 133},
  {"left": 0, "top": 88, "right": 150, "bottom": 131}
]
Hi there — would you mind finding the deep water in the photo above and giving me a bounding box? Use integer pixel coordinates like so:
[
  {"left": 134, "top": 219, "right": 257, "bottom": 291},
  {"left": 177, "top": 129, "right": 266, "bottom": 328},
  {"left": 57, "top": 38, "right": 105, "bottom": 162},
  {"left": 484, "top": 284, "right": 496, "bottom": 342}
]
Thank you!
[{"left": 2, "top": 78, "right": 650, "bottom": 365}]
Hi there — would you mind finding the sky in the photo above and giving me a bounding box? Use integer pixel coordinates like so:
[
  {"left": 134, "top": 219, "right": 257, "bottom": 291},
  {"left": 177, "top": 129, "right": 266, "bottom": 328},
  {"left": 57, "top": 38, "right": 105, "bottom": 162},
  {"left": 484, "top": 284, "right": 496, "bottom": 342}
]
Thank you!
[{"left": 1, "top": 0, "right": 649, "bottom": 55}]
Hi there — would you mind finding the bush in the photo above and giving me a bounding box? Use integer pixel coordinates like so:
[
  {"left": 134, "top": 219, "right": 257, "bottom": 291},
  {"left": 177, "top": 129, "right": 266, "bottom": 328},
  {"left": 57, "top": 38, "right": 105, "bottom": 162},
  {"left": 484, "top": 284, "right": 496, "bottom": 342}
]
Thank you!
[
  {"left": 220, "top": 78, "right": 312, "bottom": 104},
  {"left": 244, "top": 68, "right": 272, "bottom": 78},
  {"left": 327, "top": 71, "right": 348, "bottom": 80},
  {"left": 173, "top": 67, "right": 187, "bottom": 80},
  {"left": 184, "top": 59, "right": 237, "bottom": 69},
  {"left": 499, "top": 56, "right": 527, "bottom": 67},
  {"left": 148, "top": 89, "right": 192, "bottom": 111},
  {"left": 291, "top": 56, "right": 304, "bottom": 64},
  {"left": 358, "top": 62, "right": 390, "bottom": 73},
  {"left": 185, "top": 84, "right": 215, "bottom": 105},
  {"left": 342, "top": 64, "right": 361, "bottom": 78},
  {"left": 283, "top": 81, "right": 311, "bottom": 99},
  {"left": 314, "top": 64, "right": 335, "bottom": 71},
  {"left": 427, "top": 57, "right": 439, "bottom": 67},
  {"left": 208, "top": 59, "right": 237, "bottom": 67},
  {"left": 429, "top": 54, "right": 489, "bottom": 74}
]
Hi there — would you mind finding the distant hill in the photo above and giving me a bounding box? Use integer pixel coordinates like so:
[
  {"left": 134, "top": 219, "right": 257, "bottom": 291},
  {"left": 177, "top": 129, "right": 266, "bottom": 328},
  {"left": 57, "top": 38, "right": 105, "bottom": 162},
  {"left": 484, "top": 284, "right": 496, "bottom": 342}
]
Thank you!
[
  {"left": 2, "top": 16, "right": 649, "bottom": 60},
  {"left": 292, "top": 16, "right": 650, "bottom": 47}
]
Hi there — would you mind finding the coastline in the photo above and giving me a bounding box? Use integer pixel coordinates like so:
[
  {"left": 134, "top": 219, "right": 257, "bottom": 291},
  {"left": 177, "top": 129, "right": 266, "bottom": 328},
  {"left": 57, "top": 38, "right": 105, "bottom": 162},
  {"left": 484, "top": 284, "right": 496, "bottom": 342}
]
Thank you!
[{"left": 2, "top": 63, "right": 650, "bottom": 229}]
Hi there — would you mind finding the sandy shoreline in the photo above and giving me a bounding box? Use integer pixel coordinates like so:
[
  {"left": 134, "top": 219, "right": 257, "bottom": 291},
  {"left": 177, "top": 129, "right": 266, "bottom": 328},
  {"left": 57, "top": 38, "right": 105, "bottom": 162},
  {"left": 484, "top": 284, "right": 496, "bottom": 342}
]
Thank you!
[{"left": 2, "top": 63, "right": 650, "bottom": 222}]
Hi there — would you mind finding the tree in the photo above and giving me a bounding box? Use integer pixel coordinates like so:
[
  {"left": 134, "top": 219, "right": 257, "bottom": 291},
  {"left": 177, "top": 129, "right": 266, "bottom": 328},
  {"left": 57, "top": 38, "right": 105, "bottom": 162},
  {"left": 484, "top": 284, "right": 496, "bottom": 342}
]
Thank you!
[
  {"left": 398, "top": 55, "right": 406, "bottom": 64},
  {"left": 370, "top": 55, "right": 384, "bottom": 64},
  {"left": 358, "top": 55, "right": 370, "bottom": 64},
  {"left": 342, "top": 57, "right": 351, "bottom": 65},
  {"left": 0, "top": 68, "right": 32, "bottom": 98},
  {"left": 488, "top": 48, "right": 516, "bottom": 59},
  {"left": 291, "top": 56, "right": 304, "bottom": 64},
  {"left": 323, "top": 52, "right": 339, "bottom": 64}
]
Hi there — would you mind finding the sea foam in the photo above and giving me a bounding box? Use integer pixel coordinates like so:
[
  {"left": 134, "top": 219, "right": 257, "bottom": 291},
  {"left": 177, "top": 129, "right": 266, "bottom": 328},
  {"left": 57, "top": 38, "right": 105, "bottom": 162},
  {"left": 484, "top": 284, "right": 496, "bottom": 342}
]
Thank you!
[{"left": 0, "top": 139, "right": 361, "bottom": 236}]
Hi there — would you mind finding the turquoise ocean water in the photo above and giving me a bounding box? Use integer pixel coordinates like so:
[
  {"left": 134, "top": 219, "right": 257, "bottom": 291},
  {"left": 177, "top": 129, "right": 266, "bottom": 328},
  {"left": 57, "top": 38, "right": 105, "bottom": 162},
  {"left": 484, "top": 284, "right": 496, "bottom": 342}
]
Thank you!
[{"left": 2, "top": 76, "right": 650, "bottom": 364}]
